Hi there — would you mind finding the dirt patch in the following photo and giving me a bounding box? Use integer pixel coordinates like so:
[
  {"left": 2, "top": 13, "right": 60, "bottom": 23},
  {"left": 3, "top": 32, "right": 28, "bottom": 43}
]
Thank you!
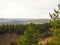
[
  {"left": 0, "top": 34, "right": 18, "bottom": 45},
  {"left": 38, "top": 37, "right": 51, "bottom": 45}
]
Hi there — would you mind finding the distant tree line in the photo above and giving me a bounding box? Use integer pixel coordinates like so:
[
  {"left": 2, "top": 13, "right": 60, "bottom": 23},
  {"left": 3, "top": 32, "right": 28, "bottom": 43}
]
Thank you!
[
  {"left": 0, "top": 24, "right": 27, "bottom": 35},
  {"left": 0, "top": 23, "right": 54, "bottom": 38},
  {"left": 0, "top": 20, "right": 60, "bottom": 39}
]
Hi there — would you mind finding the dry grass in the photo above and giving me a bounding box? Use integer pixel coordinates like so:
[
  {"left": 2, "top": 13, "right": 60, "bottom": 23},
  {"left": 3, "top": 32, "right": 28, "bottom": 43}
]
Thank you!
[
  {"left": 38, "top": 37, "right": 51, "bottom": 45},
  {"left": 0, "top": 34, "right": 17, "bottom": 45}
]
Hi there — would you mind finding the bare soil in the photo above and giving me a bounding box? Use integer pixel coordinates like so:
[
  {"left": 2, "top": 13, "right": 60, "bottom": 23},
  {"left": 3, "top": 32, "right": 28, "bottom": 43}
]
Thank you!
[{"left": 38, "top": 37, "right": 51, "bottom": 45}]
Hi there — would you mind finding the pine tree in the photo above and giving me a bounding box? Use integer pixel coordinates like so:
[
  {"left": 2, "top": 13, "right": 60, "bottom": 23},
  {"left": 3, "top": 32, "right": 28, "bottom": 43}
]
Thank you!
[
  {"left": 17, "top": 23, "right": 39, "bottom": 45},
  {"left": 49, "top": 9, "right": 60, "bottom": 35},
  {"left": 46, "top": 7, "right": 60, "bottom": 45}
]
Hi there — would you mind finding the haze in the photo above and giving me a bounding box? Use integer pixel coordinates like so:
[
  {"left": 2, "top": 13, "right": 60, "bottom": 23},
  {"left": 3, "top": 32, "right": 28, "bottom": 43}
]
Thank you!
[{"left": 0, "top": 0, "right": 58, "bottom": 19}]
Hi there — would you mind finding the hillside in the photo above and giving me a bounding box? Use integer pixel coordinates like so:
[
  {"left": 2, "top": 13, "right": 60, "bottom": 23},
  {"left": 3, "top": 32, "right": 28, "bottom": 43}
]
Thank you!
[{"left": 0, "top": 18, "right": 50, "bottom": 24}]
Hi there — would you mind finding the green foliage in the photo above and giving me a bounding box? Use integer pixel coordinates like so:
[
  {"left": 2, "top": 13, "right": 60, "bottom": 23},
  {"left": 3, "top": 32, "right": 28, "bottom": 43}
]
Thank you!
[
  {"left": 18, "top": 23, "right": 39, "bottom": 45},
  {"left": 17, "top": 36, "right": 29, "bottom": 45},
  {"left": 40, "top": 43, "right": 43, "bottom": 45},
  {"left": 0, "top": 24, "right": 27, "bottom": 35},
  {"left": 49, "top": 9, "right": 59, "bottom": 29},
  {"left": 45, "top": 30, "right": 60, "bottom": 45},
  {"left": 49, "top": 9, "right": 60, "bottom": 35},
  {"left": 0, "top": 23, "right": 51, "bottom": 37},
  {"left": 46, "top": 9, "right": 60, "bottom": 45}
]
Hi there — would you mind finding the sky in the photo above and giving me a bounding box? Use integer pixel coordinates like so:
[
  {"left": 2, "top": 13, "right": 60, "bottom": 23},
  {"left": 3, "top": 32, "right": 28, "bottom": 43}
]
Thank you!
[{"left": 0, "top": 0, "right": 59, "bottom": 19}]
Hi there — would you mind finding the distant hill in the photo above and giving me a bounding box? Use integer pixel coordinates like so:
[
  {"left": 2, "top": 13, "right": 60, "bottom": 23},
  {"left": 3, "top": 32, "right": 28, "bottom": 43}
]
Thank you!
[{"left": 0, "top": 18, "right": 50, "bottom": 24}]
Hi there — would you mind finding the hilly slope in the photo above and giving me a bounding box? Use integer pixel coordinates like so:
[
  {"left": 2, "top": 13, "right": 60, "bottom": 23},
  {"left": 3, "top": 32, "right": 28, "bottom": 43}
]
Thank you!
[{"left": 0, "top": 18, "right": 50, "bottom": 24}]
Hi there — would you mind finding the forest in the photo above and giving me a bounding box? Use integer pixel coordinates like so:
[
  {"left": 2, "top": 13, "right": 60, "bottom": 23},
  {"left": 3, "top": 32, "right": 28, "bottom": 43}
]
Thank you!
[
  {"left": 0, "top": 9, "right": 60, "bottom": 45},
  {"left": 0, "top": 21, "right": 52, "bottom": 45}
]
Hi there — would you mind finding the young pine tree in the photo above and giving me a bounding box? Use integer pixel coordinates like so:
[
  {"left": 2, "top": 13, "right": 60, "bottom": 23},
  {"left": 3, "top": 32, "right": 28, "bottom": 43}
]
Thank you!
[
  {"left": 46, "top": 9, "right": 60, "bottom": 45},
  {"left": 17, "top": 23, "right": 39, "bottom": 45}
]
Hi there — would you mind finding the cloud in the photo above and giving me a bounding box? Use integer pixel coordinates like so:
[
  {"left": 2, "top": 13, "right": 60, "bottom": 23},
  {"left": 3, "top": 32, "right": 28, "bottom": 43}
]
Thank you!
[{"left": 0, "top": 0, "right": 58, "bottom": 19}]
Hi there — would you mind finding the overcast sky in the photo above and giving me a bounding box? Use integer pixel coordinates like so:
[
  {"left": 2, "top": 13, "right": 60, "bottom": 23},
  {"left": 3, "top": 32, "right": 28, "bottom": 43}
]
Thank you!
[{"left": 0, "top": 0, "right": 59, "bottom": 19}]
